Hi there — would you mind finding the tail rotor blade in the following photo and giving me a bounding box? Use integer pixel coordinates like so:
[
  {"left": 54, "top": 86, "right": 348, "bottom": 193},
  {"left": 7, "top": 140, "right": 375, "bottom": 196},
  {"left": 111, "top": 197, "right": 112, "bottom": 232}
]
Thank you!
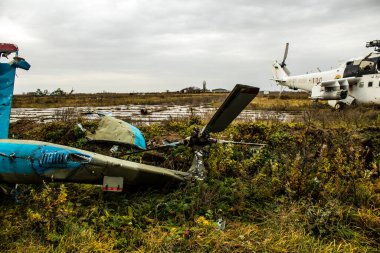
[
  {"left": 201, "top": 84, "right": 259, "bottom": 136},
  {"left": 281, "top": 42, "right": 289, "bottom": 67},
  {"left": 283, "top": 66, "right": 291, "bottom": 76}
]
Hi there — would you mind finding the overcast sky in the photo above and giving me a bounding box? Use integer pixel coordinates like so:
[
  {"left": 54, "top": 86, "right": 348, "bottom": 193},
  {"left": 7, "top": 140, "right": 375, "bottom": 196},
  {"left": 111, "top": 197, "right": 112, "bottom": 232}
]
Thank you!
[{"left": 1, "top": 0, "right": 379, "bottom": 93}]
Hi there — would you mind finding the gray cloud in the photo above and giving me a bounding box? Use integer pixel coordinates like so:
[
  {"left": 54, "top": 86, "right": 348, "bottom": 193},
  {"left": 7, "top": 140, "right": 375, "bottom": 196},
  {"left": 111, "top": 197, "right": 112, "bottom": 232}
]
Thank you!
[{"left": 0, "top": 0, "right": 379, "bottom": 93}]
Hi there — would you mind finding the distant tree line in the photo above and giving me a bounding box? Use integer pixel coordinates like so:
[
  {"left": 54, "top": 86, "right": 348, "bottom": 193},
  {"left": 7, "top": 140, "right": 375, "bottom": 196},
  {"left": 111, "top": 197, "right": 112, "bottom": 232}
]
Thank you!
[{"left": 30, "top": 88, "right": 74, "bottom": 96}]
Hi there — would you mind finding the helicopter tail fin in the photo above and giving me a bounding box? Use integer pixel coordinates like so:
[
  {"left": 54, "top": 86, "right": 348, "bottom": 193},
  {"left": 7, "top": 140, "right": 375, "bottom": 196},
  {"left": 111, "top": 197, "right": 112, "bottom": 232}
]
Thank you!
[
  {"left": 272, "top": 61, "right": 289, "bottom": 83},
  {"left": 0, "top": 46, "right": 30, "bottom": 139}
]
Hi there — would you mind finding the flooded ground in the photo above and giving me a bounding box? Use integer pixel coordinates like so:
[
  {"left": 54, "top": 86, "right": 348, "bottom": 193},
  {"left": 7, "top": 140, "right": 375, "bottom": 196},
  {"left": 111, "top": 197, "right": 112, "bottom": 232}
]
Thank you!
[{"left": 10, "top": 104, "right": 303, "bottom": 124}]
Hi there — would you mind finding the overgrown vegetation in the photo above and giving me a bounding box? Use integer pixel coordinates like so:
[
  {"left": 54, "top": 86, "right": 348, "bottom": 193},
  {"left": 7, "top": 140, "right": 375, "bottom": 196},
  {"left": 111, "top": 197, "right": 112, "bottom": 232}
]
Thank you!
[{"left": 1, "top": 107, "right": 379, "bottom": 252}]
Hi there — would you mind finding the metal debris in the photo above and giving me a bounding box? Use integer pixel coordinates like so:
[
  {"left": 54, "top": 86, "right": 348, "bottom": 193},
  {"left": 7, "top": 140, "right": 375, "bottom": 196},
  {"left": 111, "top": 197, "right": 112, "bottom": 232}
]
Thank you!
[
  {"left": 110, "top": 145, "right": 119, "bottom": 153},
  {"left": 217, "top": 217, "right": 226, "bottom": 231}
]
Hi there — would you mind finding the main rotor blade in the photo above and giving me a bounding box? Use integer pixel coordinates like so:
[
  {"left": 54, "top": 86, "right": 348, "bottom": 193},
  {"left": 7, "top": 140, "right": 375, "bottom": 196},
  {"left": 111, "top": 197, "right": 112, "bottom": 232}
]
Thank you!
[
  {"left": 211, "top": 138, "right": 267, "bottom": 147},
  {"left": 201, "top": 84, "right": 259, "bottom": 136},
  {"left": 121, "top": 141, "right": 183, "bottom": 155}
]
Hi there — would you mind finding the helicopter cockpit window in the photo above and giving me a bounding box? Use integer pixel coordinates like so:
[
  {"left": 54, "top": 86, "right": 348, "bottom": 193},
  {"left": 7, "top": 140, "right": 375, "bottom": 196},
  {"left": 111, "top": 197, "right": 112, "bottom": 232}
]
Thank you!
[
  {"left": 357, "top": 60, "right": 377, "bottom": 76},
  {"left": 359, "top": 61, "right": 374, "bottom": 70},
  {"left": 346, "top": 61, "right": 353, "bottom": 66}
]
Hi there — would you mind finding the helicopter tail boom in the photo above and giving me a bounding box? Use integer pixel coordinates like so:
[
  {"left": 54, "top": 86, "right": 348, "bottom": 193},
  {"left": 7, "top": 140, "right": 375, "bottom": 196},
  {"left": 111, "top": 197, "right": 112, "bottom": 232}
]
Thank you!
[{"left": 0, "top": 44, "right": 30, "bottom": 139}]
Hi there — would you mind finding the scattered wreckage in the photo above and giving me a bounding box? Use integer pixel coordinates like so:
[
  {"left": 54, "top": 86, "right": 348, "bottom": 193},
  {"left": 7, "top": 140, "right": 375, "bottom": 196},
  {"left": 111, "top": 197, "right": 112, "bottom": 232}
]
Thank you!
[{"left": 0, "top": 43, "right": 262, "bottom": 192}]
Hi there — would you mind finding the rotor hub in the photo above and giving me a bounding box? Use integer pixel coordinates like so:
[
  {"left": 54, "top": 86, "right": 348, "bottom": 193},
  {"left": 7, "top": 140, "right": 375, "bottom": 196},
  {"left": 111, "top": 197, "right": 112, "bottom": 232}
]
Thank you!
[{"left": 366, "top": 40, "right": 380, "bottom": 52}]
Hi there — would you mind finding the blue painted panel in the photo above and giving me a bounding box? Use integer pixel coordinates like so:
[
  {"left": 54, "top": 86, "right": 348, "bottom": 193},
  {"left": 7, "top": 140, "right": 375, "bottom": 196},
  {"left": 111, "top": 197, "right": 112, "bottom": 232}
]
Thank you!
[
  {"left": 130, "top": 124, "right": 146, "bottom": 149},
  {"left": 12, "top": 59, "right": 31, "bottom": 70},
  {"left": 0, "top": 64, "right": 16, "bottom": 139},
  {"left": 0, "top": 142, "right": 92, "bottom": 175},
  {"left": 0, "top": 59, "right": 30, "bottom": 139}
]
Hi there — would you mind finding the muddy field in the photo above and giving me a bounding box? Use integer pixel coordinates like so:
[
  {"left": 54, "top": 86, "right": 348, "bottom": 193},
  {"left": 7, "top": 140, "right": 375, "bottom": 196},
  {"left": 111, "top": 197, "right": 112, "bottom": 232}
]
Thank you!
[
  {"left": 3, "top": 106, "right": 380, "bottom": 252},
  {"left": 10, "top": 104, "right": 302, "bottom": 124}
]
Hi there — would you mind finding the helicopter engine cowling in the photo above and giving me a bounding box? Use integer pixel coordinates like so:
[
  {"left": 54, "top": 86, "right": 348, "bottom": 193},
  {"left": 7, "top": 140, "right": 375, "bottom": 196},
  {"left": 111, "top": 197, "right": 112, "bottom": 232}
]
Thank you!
[{"left": 311, "top": 84, "right": 348, "bottom": 100}]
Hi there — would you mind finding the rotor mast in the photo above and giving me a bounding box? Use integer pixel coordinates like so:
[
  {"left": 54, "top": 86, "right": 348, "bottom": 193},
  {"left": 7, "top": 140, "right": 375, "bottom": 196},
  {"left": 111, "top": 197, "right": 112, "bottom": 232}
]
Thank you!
[{"left": 366, "top": 40, "right": 380, "bottom": 52}]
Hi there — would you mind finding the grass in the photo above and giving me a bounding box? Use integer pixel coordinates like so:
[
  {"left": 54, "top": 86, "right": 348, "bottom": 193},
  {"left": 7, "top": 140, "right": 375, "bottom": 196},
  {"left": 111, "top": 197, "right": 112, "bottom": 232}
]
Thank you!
[
  {"left": 12, "top": 92, "right": 229, "bottom": 108},
  {"left": 12, "top": 91, "right": 312, "bottom": 111},
  {"left": 1, "top": 105, "right": 379, "bottom": 252}
]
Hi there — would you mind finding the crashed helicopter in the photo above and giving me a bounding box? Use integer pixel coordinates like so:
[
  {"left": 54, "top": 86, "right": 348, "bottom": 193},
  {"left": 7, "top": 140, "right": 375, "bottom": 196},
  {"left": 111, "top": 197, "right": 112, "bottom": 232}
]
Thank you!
[
  {"left": 272, "top": 40, "right": 380, "bottom": 109},
  {"left": 0, "top": 43, "right": 261, "bottom": 192}
]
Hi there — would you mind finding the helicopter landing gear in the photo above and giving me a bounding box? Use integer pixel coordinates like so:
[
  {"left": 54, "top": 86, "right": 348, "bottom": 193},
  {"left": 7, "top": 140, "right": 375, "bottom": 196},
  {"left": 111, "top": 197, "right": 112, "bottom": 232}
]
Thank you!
[
  {"left": 13, "top": 184, "right": 21, "bottom": 203},
  {"left": 334, "top": 102, "right": 344, "bottom": 110}
]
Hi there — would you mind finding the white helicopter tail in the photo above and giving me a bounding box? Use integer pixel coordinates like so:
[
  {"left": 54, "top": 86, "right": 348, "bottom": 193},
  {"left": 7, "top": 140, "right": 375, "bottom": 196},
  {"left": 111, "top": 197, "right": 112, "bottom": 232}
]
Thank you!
[
  {"left": 272, "top": 61, "right": 289, "bottom": 83},
  {"left": 272, "top": 43, "right": 291, "bottom": 83}
]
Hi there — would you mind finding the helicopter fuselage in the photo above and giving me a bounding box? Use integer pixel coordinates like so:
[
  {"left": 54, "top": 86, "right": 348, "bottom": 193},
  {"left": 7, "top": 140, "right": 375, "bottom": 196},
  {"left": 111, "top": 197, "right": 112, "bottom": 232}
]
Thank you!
[
  {"left": 0, "top": 43, "right": 260, "bottom": 191},
  {"left": 0, "top": 139, "right": 188, "bottom": 187},
  {"left": 272, "top": 50, "right": 380, "bottom": 108}
]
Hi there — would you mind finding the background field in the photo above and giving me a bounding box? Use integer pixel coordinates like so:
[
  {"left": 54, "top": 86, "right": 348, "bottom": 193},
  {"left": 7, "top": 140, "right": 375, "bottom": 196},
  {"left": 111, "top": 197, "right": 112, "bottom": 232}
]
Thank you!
[{"left": 13, "top": 91, "right": 312, "bottom": 111}]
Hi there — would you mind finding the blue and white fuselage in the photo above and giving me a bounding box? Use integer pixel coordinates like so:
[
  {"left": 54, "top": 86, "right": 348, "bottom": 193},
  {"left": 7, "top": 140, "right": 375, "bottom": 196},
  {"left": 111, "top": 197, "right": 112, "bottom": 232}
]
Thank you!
[{"left": 0, "top": 139, "right": 187, "bottom": 185}]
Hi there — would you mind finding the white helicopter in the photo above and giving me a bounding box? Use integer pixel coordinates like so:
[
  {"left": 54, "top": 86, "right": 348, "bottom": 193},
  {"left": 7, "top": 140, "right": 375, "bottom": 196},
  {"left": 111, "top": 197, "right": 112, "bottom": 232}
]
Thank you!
[{"left": 272, "top": 40, "right": 380, "bottom": 109}]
